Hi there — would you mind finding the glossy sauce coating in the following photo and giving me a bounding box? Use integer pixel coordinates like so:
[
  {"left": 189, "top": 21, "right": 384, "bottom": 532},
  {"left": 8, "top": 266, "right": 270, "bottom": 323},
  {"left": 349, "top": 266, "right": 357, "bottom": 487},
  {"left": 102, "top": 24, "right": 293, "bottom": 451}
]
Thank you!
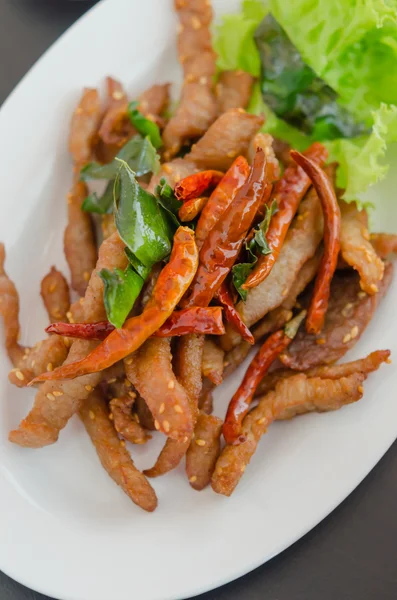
[
  {"left": 291, "top": 151, "right": 341, "bottom": 334},
  {"left": 175, "top": 170, "right": 224, "bottom": 202},
  {"left": 243, "top": 142, "right": 328, "bottom": 290}
]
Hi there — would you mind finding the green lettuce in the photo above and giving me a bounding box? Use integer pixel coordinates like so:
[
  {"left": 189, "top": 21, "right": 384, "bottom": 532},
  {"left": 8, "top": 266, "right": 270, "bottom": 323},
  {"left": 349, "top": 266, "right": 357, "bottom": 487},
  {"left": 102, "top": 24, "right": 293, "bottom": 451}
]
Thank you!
[{"left": 215, "top": 0, "right": 397, "bottom": 204}]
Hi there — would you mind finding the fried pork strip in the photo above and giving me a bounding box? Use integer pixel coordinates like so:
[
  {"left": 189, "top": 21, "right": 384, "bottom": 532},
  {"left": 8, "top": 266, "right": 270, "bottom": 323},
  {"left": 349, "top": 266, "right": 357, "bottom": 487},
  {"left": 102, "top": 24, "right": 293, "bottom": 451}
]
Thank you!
[
  {"left": 68, "top": 88, "right": 102, "bottom": 165},
  {"left": 125, "top": 337, "right": 193, "bottom": 442},
  {"left": 9, "top": 233, "right": 127, "bottom": 448},
  {"left": 212, "top": 372, "right": 367, "bottom": 496},
  {"left": 186, "top": 413, "right": 223, "bottom": 490},
  {"left": 216, "top": 70, "right": 255, "bottom": 114},
  {"left": 340, "top": 200, "right": 384, "bottom": 295},
  {"left": 281, "top": 262, "right": 393, "bottom": 370},
  {"left": 202, "top": 338, "right": 224, "bottom": 385},
  {"left": 64, "top": 181, "right": 97, "bottom": 297},
  {"left": 109, "top": 396, "right": 149, "bottom": 445},
  {"left": 221, "top": 185, "right": 323, "bottom": 350},
  {"left": 143, "top": 333, "right": 204, "bottom": 478},
  {"left": 256, "top": 350, "right": 391, "bottom": 396},
  {"left": 8, "top": 337, "right": 68, "bottom": 389},
  {"left": 163, "top": 0, "right": 217, "bottom": 157},
  {"left": 0, "top": 243, "right": 25, "bottom": 366},
  {"left": 370, "top": 233, "right": 397, "bottom": 258},
  {"left": 40, "top": 267, "right": 70, "bottom": 323},
  {"left": 80, "top": 391, "right": 157, "bottom": 512},
  {"left": 187, "top": 109, "right": 264, "bottom": 171}
]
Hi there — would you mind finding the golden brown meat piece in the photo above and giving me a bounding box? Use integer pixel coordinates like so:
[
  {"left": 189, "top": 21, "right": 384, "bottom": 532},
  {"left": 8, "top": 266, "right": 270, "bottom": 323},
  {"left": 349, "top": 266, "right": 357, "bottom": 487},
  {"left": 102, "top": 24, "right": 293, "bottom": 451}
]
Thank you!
[
  {"left": 147, "top": 159, "right": 198, "bottom": 194},
  {"left": 216, "top": 70, "right": 255, "bottom": 114},
  {"left": 125, "top": 338, "right": 193, "bottom": 442},
  {"left": 256, "top": 350, "right": 391, "bottom": 396},
  {"left": 281, "top": 262, "right": 393, "bottom": 370},
  {"left": 9, "top": 233, "right": 128, "bottom": 448},
  {"left": 248, "top": 132, "right": 280, "bottom": 178},
  {"left": 139, "top": 84, "right": 170, "bottom": 121},
  {"left": 340, "top": 200, "right": 384, "bottom": 295},
  {"left": 281, "top": 252, "right": 322, "bottom": 310},
  {"left": 221, "top": 186, "right": 323, "bottom": 350},
  {"left": 109, "top": 396, "right": 150, "bottom": 445},
  {"left": 144, "top": 333, "right": 204, "bottom": 478},
  {"left": 187, "top": 109, "right": 265, "bottom": 171},
  {"left": 135, "top": 395, "right": 156, "bottom": 431},
  {"left": 8, "top": 336, "right": 68, "bottom": 389},
  {"left": 0, "top": 243, "right": 25, "bottom": 366},
  {"left": 370, "top": 233, "right": 397, "bottom": 259},
  {"left": 80, "top": 391, "right": 157, "bottom": 512},
  {"left": 163, "top": 0, "right": 217, "bottom": 157},
  {"left": 101, "top": 213, "right": 117, "bottom": 241},
  {"left": 198, "top": 376, "right": 214, "bottom": 414},
  {"left": 40, "top": 267, "right": 70, "bottom": 323},
  {"left": 64, "top": 181, "right": 97, "bottom": 297},
  {"left": 186, "top": 413, "right": 223, "bottom": 490},
  {"left": 202, "top": 338, "right": 224, "bottom": 385},
  {"left": 212, "top": 372, "right": 366, "bottom": 496},
  {"left": 68, "top": 88, "right": 102, "bottom": 165}
]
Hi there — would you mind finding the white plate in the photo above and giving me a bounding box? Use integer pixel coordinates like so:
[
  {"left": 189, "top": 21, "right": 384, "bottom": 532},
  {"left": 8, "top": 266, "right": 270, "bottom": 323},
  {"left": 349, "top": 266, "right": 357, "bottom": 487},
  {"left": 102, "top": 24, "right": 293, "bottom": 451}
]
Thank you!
[{"left": 0, "top": 1, "right": 396, "bottom": 599}]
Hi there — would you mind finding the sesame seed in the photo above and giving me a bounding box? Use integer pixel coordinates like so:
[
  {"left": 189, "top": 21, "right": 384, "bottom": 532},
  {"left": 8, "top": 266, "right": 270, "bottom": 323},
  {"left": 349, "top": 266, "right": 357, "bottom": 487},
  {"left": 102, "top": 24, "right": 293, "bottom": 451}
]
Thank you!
[
  {"left": 316, "top": 338, "right": 326, "bottom": 345},
  {"left": 185, "top": 73, "right": 195, "bottom": 83},
  {"left": 31, "top": 360, "right": 36, "bottom": 367},
  {"left": 159, "top": 403, "right": 165, "bottom": 414},
  {"left": 216, "top": 466, "right": 223, "bottom": 475},
  {"left": 134, "top": 413, "right": 140, "bottom": 424},
  {"left": 189, "top": 476, "right": 197, "bottom": 483},
  {"left": 108, "top": 378, "right": 117, "bottom": 384},
  {"left": 342, "top": 302, "right": 353, "bottom": 317},
  {"left": 89, "top": 410, "right": 95, "bottom": 420},
  {"left": 125, "top": 358, "right": 133, "bottom": 365},
  {"left": 199, "top": 76, "right": 208, "bottom": 85},
  {"left": 223, "top": 361, "right": 230, "bottom": 368},
  {"left": 109, "top": 413, "right": 114, "bottom": 420},
  {"left": 240, "top": 465, "right": 246, "bottom": 473},
  {"left": 177, "top": 23, "right": 184, "bottom": 33},
  {"left": 120, "top": 440, "right": 126, "bottom": 447},
  {"left": 15, "top": 370, "right": 25, "bottom": 381},
  {"left": 83, "top": 271, "right": 90, "bottom": 282},
  {"left": 53, "top": 391, "right": 63, "bottom": 397},
  {"left": 343, "top": 333, "right": 352, "bottom": 344},
  {"left": 128, "top": 391, "right": 136, "bottom": 399},
  {"left": 154, "top": 420, "right": 160, "bottom": 430},
  {"left": 46, "top": 393, "right": 55, "bottom": 401},
  {"left": 112, "top": 90, "right": 124, "bottom": 100},
  {"left": 162, "top": 164, "right": 172, "bottom": 174},
  {"left": 369, "top": 283, "right": 379, "bottom": 294},
  {"left": 174, "top": 404, "right": 183, "bottom": 413},
  {"left": 386, "top": 358, "right": 392, "bottom": 364},
  {"left": 85, "top": 385, "right": 93, "bottom": 392},
  {"left": 168, "top": 379, "right": 175, "bottom": 390},
  {"left": 48, "top": 283, "right": 57, "bottom": 293},
  {"left": 183, "top": 436, "right": 189, "bottom": 443},
  {"left": 358, "top": 385, "right": 364, "bottom": 394},
  {"left": 358, "top": 291, "right": 367, "bottom": 299},
  {"left": 195, "top": 439, "right": 206, "bottom": 446},
  {"left": 361, "top": 228, "right": 370, "bottom": 240},
  {"left": 47, "top": 363, "right": 53, "bottom": 372},
  {"left": 163, "top": 420, "right": 170, "bottom": 433},
  {"left": 257, "top": 417, "right": 266, "bottom": 425},
  {"left": 282, "top": 287, "right": 288, "bottom": 296},
  {"left": 63, "top": 337, "right": 71, "bottom": 348},
  {"left": 350, "top": 326, "right": 359, "bottom": 339},
  {"left": 227, "top": 150, "right": 237, "bottom": 158},
  {"left": 66, "top": 311, "right": 73, "bottom": 322}
]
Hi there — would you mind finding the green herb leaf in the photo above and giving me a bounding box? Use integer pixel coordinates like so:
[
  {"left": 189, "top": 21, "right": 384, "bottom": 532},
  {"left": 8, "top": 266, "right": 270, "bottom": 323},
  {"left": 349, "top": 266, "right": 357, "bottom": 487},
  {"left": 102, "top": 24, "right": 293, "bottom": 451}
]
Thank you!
[
  {"left": 99, "top": 266, "right": 144, "bottom": 329},
  {"left": 253, "top": 200, "right": 278, "bottom": 255},
  {"left": 128, "top": 101, "right": 163, "bottom": 149},
  {"left": 155, "top": 177, "right": 182, "bottom": 232},
  {"left": 82, "top": 180, "right": 115, "bottom": 214},
  {"left": 255, "top": 15, "right": 369, "bottom": 140},
  {"left": 124, "top": 247, "right": 151, "bottom": 280},
  {"left": 232, "top": 261, "right": 255, "bottom": 302},
  {"left": 80, "top": 135, "right": 160, "bottom": 182},
  {"left": 114, "top": 160, "right": 171, "bottom": 269}
]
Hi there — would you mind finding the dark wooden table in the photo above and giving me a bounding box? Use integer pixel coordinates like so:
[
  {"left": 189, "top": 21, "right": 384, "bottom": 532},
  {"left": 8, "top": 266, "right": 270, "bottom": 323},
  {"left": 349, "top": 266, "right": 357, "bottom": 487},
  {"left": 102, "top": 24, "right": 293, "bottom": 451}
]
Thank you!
[{"left": 1, "top": 1, "right": 397, "bottom": 599}]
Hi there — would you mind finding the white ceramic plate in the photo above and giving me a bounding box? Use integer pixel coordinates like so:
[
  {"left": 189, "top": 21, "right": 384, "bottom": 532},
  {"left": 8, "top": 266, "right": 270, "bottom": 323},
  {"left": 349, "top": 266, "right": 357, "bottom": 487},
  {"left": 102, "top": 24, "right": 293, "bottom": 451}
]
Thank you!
[{"left": 0, "top": 1, "right": 396, "bottom": 599}]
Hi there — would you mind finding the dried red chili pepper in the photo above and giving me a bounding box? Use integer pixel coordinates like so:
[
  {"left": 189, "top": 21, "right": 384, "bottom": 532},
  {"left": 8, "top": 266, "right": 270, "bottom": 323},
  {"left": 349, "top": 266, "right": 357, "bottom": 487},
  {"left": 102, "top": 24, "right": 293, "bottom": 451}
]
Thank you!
[
  {"left": 179, "top": 197, "right": 208, "bottom": 222},
  {"left": 195, "top": 156, "right": 250, "bottom": 249},
  {"left": 290, "top": 151, "right": 341, "bottom": 334},
  {"left": 183, "top": 148, "right": 268, "bottom": 309},
  {"left": 242, "top": 142, "right": 328, "bottom": 290},
  {"left": 174, "top": 170, "right": 224, "bottom": 202},
  {"left": 32, "top": 227, "right": 199, "bottom": 382},
  {"left": 223, "top": 311, "right": 306, "bottom": 445},
  {"left": 46, "top": 307, "right": 225, "bottom": 340},
  {"left": 216, "top": 283, "right": 254, "bottom": 345}
]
